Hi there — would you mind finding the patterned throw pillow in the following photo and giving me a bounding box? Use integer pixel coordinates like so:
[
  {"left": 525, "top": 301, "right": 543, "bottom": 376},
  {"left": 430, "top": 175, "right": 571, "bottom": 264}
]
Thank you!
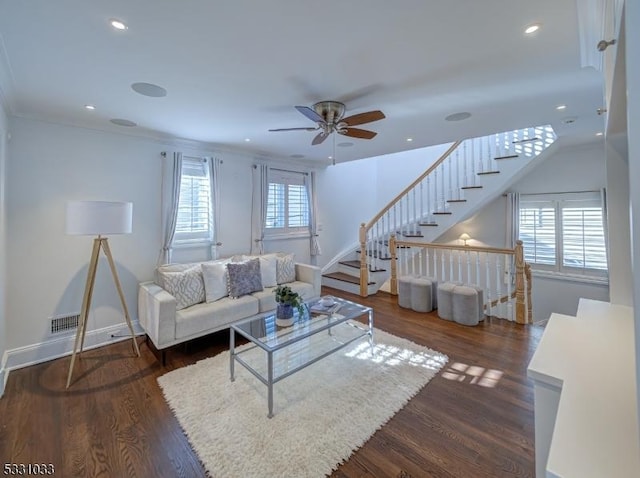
[
  {"left": 276, "top": 253, "right": 296, "bottom": 284},
  {"left": 226, "top": 258, "right": 263, "bottom": 298},
  {"left": 159, "top": 266, "right": 205, "bottom": 310}
]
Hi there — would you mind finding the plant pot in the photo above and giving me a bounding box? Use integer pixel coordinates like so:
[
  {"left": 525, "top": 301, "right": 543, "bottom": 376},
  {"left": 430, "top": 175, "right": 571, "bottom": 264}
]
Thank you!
[{"left": 276, "top": 303, "right": 295, "bottom": 327}]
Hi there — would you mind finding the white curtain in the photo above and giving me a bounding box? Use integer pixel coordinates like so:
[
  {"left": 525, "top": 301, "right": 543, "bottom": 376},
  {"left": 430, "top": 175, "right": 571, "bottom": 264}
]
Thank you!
[
  {"left": 250, "top": 164, "right": 268, "bottom": 254},
  {"left": 209, "top": 156, "right": 222, "bottom": 259},
  {"left": 505, "top": 192, "right": 520, "bottom": 249},
  {"left": 158, "top": 152, "right": 182, "bottom": 265},
  {"left": 305, "top": 172, "right": 322, "bottom": 261}
]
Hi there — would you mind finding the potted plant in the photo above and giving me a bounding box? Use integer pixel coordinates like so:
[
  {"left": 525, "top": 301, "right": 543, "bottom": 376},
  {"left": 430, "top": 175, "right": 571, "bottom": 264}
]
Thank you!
[{"left": 273, "top": 285, "right": 305, "bottom": 326}]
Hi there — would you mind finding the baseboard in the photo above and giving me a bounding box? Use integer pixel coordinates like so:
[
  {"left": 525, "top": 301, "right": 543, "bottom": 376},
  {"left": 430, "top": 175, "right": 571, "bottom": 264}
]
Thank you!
[{"left": 3, "top": 320, "right": 144, "bottom": 374}]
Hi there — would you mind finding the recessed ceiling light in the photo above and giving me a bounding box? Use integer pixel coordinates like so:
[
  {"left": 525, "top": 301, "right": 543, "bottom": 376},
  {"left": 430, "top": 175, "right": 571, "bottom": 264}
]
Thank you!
[
  {"left": 596, "top": 132, "right": 604, "bottom": 136},
  {"left": 328, "top": 156, "right": 333, "bottom": 160},
  {"left": 556, "top": 104, "right": 567, "bottom": 110},
  {"left": 110, "top": 118, "right": 137, "bottom": 127},
  {"left": 244, "top": 138, "right": 251, "bottom": 142},
  {"left": 131, "top": 82, "right": 167, "bottom": 98},
  {"left": 445, "top": 112, "right": 472, "bottom": 122},
  {"left": 406, "top": 138, "right": 413, "bottom": 142},
  {"left": 84, "top": 104, "right": 96, "bottom": 110},
  {"left": 525, "top": 23, "right": 541, "bottom": 35},
  {"left": 110, "top": 19, "right": 128, "bottom": 30}
]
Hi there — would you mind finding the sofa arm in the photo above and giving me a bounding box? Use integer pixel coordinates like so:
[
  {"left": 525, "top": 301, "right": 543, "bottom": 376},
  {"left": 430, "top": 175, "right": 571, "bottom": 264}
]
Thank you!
[
  {"left": 137, "top": 281, "right": 177, "bottom": 349},
  {"left": 295, "top": 263, "right": 321, "bottom": 298}
]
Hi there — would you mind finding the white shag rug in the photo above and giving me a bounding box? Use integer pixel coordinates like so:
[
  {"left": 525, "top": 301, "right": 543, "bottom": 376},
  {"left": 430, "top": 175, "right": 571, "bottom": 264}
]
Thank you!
[{"left": 157, "top": 326, "right": 448, "bottom": 478}]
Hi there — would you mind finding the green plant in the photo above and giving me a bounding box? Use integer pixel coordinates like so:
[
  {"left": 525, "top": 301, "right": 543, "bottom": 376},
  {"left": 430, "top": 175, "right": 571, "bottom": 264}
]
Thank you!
[{"left": 273, "top": 285, "right": 305, "bottom": 316}]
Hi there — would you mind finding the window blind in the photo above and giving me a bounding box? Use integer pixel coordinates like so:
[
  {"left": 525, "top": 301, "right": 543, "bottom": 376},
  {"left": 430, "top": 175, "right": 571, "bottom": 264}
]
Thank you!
[
  {"left": 519, "top": 201, "right": 556, "bottom": 266},
  {"left": 265, "top": 169, "right": 309, "bottom": 234}
]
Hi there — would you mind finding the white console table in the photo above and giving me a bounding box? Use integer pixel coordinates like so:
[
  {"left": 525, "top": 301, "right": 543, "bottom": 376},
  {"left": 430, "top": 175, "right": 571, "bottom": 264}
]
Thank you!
[{"left": 527, "top": 299, "right": 639, "bottom": 478}]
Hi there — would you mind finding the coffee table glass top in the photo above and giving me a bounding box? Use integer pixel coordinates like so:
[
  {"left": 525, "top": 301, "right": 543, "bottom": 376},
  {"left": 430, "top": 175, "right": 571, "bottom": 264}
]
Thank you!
[{"left": 232, "top": 296, "right": 371, "bottom": 352}]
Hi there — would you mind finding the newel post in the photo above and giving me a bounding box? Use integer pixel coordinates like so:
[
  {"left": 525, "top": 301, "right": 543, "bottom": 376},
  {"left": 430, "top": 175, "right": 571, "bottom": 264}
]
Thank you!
[
  {"left": 515, "top": 240, "right": 526, "bottom": 324},
  {"left": 389, "top": 234, "right": 398, "bottom": 295},
  {"left": 359, "top": 223, "right": 368, "bottom": 297}
]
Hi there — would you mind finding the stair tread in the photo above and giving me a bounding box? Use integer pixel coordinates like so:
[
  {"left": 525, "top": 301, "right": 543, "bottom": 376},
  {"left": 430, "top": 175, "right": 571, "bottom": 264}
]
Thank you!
[
  {"left": 477, "top": 170, "right": 500, "bottom": 175},
  {"left": 339, "top": 260, "right": 386, "bottom": 272},
  {"left": 399, "top": 232, "right": 424, "bottom": 237},
  {"left": 461, "top": 185, "right": 483, "bottom": 190},
  {"left": 494, "top": 154, "right": 519, "bottom": 160},
  {"left": 432, "top": 211, "right": 453, "bottom": 215},
  {"left": 418, "top": 222, "right": 439, "bottom": 226},
  {"left": 323, "top": 272, "right": 375, "bottom": 285},
  {"left": 446, "top": 199, "right": 467, "bottom": 203}
]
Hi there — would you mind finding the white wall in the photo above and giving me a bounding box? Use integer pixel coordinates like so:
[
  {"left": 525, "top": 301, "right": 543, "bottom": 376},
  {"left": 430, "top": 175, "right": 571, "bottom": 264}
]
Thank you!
[
  {"left": 0, "top": 98, "right": 8, "bottom": 396},
  {"left": 5, "top": 118, "right": 312, "bottom": 368},
  {"left": 316, "top": 144, "right": 452, "bottom": 269},
  {"left": 436, "top": 142, "right": 609, "bottom": 321}
]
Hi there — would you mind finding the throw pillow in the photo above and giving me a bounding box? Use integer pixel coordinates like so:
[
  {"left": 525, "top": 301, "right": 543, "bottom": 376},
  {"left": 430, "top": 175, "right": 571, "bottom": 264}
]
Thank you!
[
  {"left": 276, "top": 253, "right": 296, "bottom": 284},
  {"left": 159, "top": 266, "right": 205, "bottom": 310},
  {"left": 226, "top": 258, "right": 263, "bottom": 298},
  {"left": 242, "top": 254, "right": 278, "bottom": 288},
  {"left": 201, "top": 259, "right": 231, "bottom": 303}
]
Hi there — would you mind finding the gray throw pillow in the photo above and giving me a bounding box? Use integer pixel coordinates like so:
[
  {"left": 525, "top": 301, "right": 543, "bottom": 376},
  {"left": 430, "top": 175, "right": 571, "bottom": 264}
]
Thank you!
[
  {"left": 159, "top": 266, "right": 205, "bottom": 310},
  {"left": 226, "top": 258, "right": 263, "bottom": 298}
]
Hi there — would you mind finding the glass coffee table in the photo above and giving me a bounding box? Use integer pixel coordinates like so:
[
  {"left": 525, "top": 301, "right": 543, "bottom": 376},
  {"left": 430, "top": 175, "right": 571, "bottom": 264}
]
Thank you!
[{"left": 230, "top": 296, "right": 374, "bottom": 418}]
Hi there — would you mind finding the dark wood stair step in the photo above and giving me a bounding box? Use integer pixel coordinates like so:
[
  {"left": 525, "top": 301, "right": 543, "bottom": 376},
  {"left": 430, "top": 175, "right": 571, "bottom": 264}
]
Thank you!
[
  {"left": 419, "top": 222, "right": 439, "bottom": 227},
  {"left": 339, "top": 260, "right": 386, "bottom": 273},
  {"left": 323, "top": 272, "right": 374, "bottom": 285},
  {"left": 477, "top": 170, "right": 500, "bottom": 176},
  {"left": 494, "top": 154, "right": 519, "bottom": 160},
  {"left": 398, "top": 231, "right": 424, "bottom": 238},
  {"left": 461, "top": 185, "right": 483, "bottom": 190},
  {"left": 446, "top": 199, "right": 467, "bottom": 203},
  {"left": 356, "top": 250, "right": 391, "bottom": 260},
  {"left": 432, "top": 211, "right": 453, "bottom": 215}
]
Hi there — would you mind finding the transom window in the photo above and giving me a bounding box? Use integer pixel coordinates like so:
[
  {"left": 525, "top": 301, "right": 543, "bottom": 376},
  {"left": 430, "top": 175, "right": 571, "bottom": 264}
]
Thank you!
[
  {"left": 265, "top": 169, "right": 309, "bottom": 235},
  {"left": 519, "top": 192, "right": 608, "bottom": 277}
]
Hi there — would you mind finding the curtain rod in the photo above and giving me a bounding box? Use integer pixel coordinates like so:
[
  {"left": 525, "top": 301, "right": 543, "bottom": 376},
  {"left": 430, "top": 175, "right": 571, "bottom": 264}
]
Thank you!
[
  {"left": 503, "top": 189, "right": 601, "bottom": 196},
  {"left": 254, "top": 165, "right": 308, "bottom": 175}
]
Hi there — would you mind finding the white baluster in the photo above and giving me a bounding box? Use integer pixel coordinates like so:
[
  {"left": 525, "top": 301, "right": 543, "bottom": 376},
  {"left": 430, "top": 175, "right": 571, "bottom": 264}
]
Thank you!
[
  {"left": 457, "top": 249, "right": 462, "bottom": 282},
  {"left": 426, "top": 176, "right": 432, "bottom": 223},
  {"left": 455, "top": 148, "right": 461, "bottom": 199},
  {"left": 496, "top": 255, "right": 503, "bottom": 318},
  {"left": 485, "top": 252, "right": 491, "bottom": 317},
  {"left": 466, "top": 250, "right": 472, "bottom": 284},
  {"left": 420, "top": 181, "right": 424, "bottom": 224},
  {"left": 475, "top": 253, "right": 481, "bottom": 286}
]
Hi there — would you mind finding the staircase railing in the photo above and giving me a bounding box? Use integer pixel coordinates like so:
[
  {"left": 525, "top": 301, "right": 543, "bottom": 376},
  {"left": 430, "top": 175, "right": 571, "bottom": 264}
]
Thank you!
[
  {"left": 389, "top": 237, "right": 532, "bottom": 323},
  {"left": 358, "top": 126, "right": 555, "bottom": 296}
]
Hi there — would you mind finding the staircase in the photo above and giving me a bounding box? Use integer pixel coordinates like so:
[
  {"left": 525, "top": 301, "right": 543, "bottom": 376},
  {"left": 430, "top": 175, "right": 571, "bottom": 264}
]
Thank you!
[{"left": 322, "top": 125, "right": 557, "bottom": 296}]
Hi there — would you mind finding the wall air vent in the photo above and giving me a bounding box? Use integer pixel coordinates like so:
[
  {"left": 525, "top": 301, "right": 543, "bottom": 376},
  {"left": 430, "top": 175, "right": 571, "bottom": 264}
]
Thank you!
[{"left": 50, "top": 313, "right": 80, "bottom": 334}]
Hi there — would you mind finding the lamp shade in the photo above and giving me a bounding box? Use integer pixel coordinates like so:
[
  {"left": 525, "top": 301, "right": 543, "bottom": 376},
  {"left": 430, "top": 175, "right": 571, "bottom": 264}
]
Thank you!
[
  {"left": 66, "top": 201, "right": 133, "bottom": 236},
  {"left": 459, "top": 233, "right": 471, "bottom": 242}
]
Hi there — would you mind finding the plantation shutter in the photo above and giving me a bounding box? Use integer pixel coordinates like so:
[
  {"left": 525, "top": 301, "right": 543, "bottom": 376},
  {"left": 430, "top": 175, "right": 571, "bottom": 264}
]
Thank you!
[
  {"left": 175, "top": 156, "right": 212, "bottom": 242},
  {"left": 266, "top": 169, "right": 309, "bottom": 233},
  {"left": 560, "top": 195, "right": 608, "bottom": 271},
  {"left": 519, "top": 199, "right": 556, "bottom": 266}
]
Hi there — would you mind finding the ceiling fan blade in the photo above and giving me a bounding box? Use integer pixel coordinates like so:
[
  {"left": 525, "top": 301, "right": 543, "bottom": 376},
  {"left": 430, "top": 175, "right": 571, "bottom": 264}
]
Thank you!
[
  {"left": 312, "top": 131, "right": 329, "bottom": 145},
  {"left": 295, "top": 105, "right": 325, "bottom": 124},
  {"left": 340, "top": 127, "right": 377, "bottom": 140},
  {"left": 269, "top": 127, "right": 318, "bottom": 132},
  {"left": 341, "top": 110, "right": 386, "bottom": 126}
]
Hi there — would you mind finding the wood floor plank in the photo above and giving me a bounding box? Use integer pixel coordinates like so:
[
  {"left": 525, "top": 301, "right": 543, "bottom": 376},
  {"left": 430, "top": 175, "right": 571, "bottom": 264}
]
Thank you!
[{"left": 0, "top": 286, "right": 542, "bottom": 477}]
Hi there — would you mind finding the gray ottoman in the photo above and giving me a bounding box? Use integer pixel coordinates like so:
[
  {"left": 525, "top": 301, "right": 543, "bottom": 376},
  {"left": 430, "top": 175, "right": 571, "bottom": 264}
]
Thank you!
[
  {"left": 437, "top": 282, "right": 457, "bottom": 321},
  {"left": 465, "top": 284, "right": 485, "bottom": 321},
  {"left": 398, "top": 275, "right": 413, "bottom": 310},
  {"left": 452, "top": 285, "right": 480, "bottom": 326},
  {"left": 410, "top": 278, "right": 433, "bottom": 313}
]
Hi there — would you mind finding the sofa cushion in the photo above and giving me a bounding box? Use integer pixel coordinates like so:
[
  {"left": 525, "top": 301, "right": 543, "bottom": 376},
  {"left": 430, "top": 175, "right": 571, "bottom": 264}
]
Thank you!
[
  {"left": 242, "top": 254, "right": 278, "bottom": 288},
  {"left": 276, "top": 253, "right": 296, "bottom": 284},
  {"left": 252, "top": 287, "right": 278, "bottom": 313},
  {"left": 201, "top": 258, "right": 231, "bottom": 303},
  {"left": 175, "top": 295, "right": 259, "bottom": 339},
  {"left": 159, "top": 266, "right": 205, "bottom": 310},
  {"left": 226, "top": 258, "right": 263, "bottom": 298}
]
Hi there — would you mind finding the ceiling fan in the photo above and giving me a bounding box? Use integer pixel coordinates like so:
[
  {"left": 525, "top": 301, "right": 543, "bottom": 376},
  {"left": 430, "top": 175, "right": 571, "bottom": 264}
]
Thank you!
[{"left": 269, "top": 101, "right": 385, "bottom": 145}]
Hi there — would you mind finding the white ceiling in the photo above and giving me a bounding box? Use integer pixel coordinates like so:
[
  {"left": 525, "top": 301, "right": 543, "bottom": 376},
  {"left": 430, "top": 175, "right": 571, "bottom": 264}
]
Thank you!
[{"left": 0, "top": 0, "right": 606, "bottom": 163}]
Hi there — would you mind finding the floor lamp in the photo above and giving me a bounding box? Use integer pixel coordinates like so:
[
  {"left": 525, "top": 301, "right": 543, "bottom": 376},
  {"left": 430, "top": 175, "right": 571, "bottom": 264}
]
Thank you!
[{"left": 65, "top": 200, "right": 140, "bottom": 388}]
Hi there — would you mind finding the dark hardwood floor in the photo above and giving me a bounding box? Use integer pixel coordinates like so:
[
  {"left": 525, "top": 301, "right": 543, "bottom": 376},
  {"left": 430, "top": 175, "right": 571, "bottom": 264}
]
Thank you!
[{"left": 0, "top": 287, "right": 543, "bottom": 478}]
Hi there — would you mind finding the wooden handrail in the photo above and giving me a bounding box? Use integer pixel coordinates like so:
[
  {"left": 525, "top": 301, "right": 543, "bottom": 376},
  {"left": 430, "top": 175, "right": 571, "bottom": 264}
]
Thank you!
[
  {"left": 394, "top": 240, "right": 515, "bottom": 256},
  {"left": 364, "top": 141, "right": 462, "bottom": 231}
]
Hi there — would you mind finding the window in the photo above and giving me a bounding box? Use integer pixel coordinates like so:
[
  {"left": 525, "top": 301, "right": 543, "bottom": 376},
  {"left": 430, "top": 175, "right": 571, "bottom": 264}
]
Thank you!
[
  {"left": 265, "top": 169, "right": 309, "bottom": 236},
  {"left": 174, "top": 156, "right": 212, "bottom": 243},
  {"left": 519, "top": 192, "right": 608, "bottom": 277}
]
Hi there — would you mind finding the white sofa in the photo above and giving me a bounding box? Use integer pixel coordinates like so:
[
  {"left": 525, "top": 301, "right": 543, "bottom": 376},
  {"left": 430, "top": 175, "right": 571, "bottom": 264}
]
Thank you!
[{"left": 138, "top": 254, "right": 321, "bottom": 358}]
